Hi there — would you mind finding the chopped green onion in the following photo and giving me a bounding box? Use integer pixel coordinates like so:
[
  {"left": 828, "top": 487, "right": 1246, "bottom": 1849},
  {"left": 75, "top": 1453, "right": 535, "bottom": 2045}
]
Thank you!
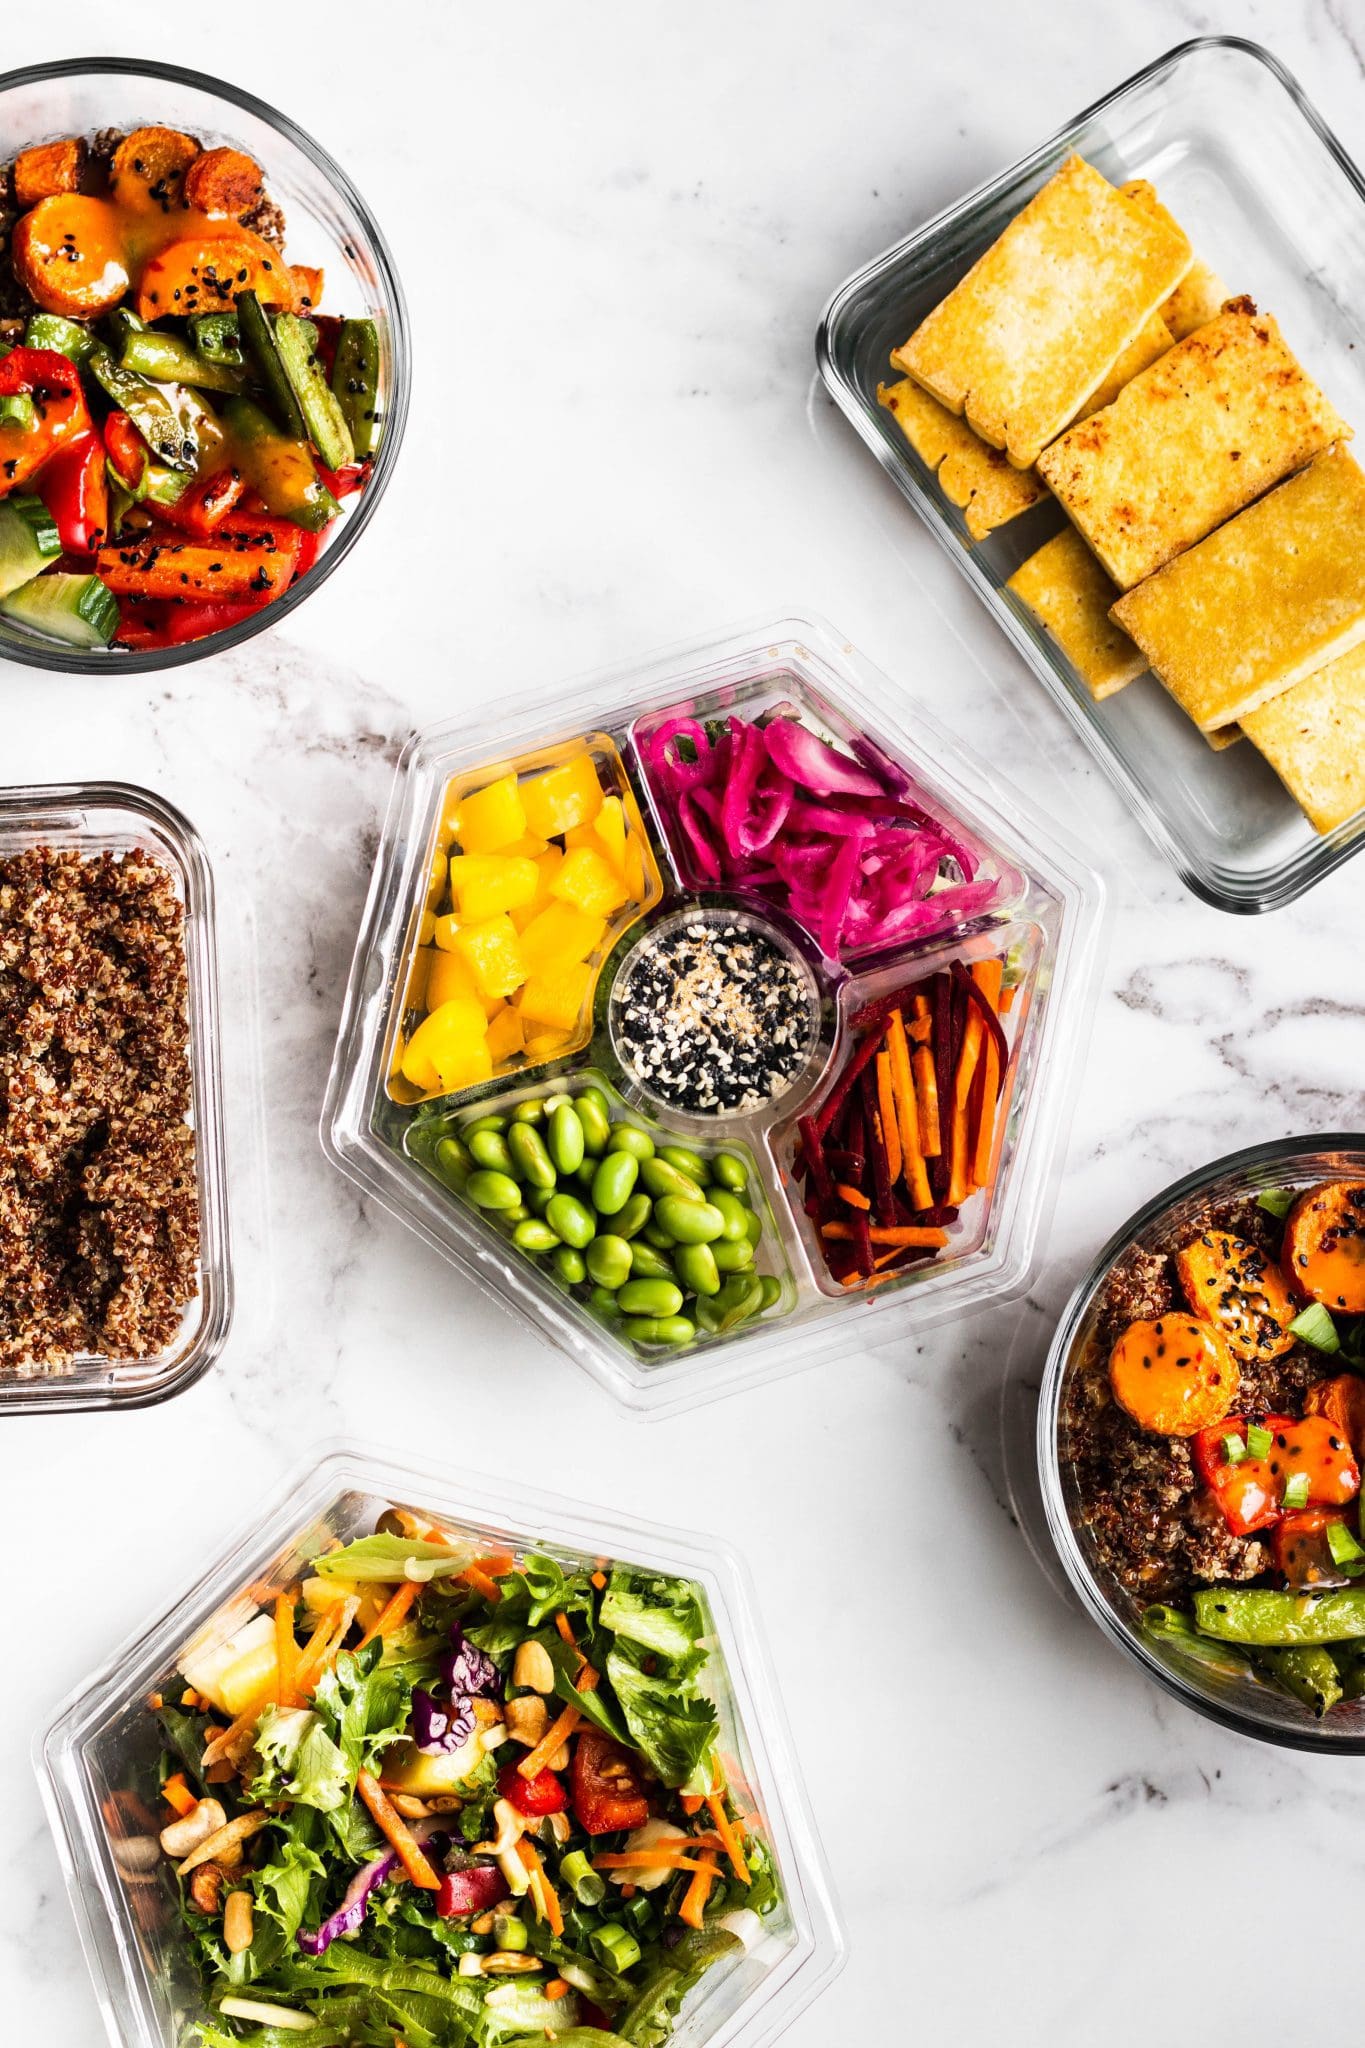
[
  {"left": 591, "top": 1923, "right": 642, "bottom": 1973},
  {"left": 1247, "top": 1424, "right": 1274, "bottom": 1459},
  {"left": 1328, "top": 1520, "right": 1365, "bottom": 1567},
  {"left": 0, "top": 393, "right": 35, "bottom": 431},
  {"left": 1283, "top": 1472, "right": 1310, "bottom": 1511},
  {"left": 620, "top": 1891, "right": 654, "bottom": 1933},
  {"left": 1222, "top": 1433, "right": 1248, "bottom": 1466},
  {"left": 1257, "top": 1186, "right": 1296, "bottom": 1220},
  {"left": 491, "top": 1907, "right": 527, "bottom": 1952},
  {"left": 560, "top": 1849, "right": 606, "bottom": 1907},
  {"left": 1290, "top": 1302, "right": 1341, "bottom": 1354}
]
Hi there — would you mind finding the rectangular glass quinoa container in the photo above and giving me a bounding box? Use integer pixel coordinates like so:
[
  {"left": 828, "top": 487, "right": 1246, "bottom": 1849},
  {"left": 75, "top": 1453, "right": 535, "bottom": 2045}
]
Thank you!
[{"left": 817, "top": 37, "right": 1365, "bottom": 913}]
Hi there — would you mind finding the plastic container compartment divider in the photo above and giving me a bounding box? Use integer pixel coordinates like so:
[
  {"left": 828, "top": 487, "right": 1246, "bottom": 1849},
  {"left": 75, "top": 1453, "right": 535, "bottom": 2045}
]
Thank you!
[
  {"left": 817, "top": 37, "right": 1365, "bottom": 913},
  {"left": 322, "top": 614, "right": 1105, "bottom": 1415},
  {"left": 0, "top": 781, "right": 232, "bottom": 1412},
  {"left": 37, "top": 1442, "right": 845, "bottom": 2048}
]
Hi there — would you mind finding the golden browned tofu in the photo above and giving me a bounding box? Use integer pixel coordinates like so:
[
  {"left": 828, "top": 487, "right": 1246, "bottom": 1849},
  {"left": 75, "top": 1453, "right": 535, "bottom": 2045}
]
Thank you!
[
  {"left": 1110, "top": 448, "right": 1365, "bottom": 730},
  {"left": 1006, "top": 527, "right": 1147, "bottom": 699},
  {"left": 1074, "top": 311, "right": 1172, "bottom": 421},
  {"left": 1038, "top": 300, "right": 1349, "bottom": 590},
  {"left": 1203, "top": 724, "right": 1243, "bottom": 751},
  {"left": 876, "top": 378, "right": 1048, "bottom": 538},
  {"left": 891, "top": 155, "right": 1191, "bottom": 468},
  {"left": 1241, "top": 640, "right": 1365, "bottom": 832},
  {"left": 1119, "top": 180, "right": 1228, "bottom": 340}
]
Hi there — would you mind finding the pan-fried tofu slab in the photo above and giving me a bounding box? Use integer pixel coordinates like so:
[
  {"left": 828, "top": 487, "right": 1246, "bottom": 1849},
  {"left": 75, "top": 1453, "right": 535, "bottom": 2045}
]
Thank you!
[
  {"left": 891, "top": 155, "right": 1191, "bottom": 468},
  {"left": 1241, "top": 641, "right": 1365, "bottom": 833},
  {"left": 1007, "top": 527, "right": 1146, "bottom": 699},
  {"left": 1038, "top": 300, "right": 1348, "bottom": 590},
  {"left": 876, "top": 378, "right": 1048, "bottom": 538},
  {"left": 1074, "top": 311, "right": 1172, "bottom": 422},
  {"left": 1110, "top": 447, "right": 1365, "bottom": 730},
  {"left": 1119, "top": 181, "right": 1228, "bottom": 340}
]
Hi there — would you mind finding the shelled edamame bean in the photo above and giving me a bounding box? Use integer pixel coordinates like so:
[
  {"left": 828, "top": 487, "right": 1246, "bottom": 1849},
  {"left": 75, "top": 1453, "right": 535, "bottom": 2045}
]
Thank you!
[{"left": 416, "top": 1091, "right": 784, "bottom": 1352}]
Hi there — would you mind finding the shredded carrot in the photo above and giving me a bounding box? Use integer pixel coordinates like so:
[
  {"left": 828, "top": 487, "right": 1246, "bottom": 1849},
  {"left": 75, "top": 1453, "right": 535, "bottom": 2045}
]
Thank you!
[
  {"left": 593, "top": 1849, "right": 706, "bottom": 1872},
  {"left": 460, "top": 1565, "right": 503, "bottom": 1605},
  {"left": 554, "top": 1612, "right": 577, "bottom": 1648},
  {"left": 680, "top": 1793, "right": 705, "bottom": 1817},
  {"left": 874, "top": 1050, "right": 902, "bottom": 1184},
  {"left": 947, "top": 1003, "right": 984, "bottom": 1207},
  {"left": 907, "top": 1013, "right": 932, "bottom": 1043},
  {"left": 274, "top": 1594, "right": 297, "bottom": 1708},
  {"left": 591, "top": 1571, "right": 607, "bottom": 1591},
  {"left": 518, "top": 1703, "right": 581, "bottom": 1780},
  {"left": 833, "top": 1181, "right": 871, "bottom": 1210},
  {"left": 355, "top": 1769, "right": 441, "bottom": 1890},
  {"left": 822, "top": 1222, "right": 948, "bottom": 1247},
  {"left": 576, "top": 1660, "right": 601, "bottom": 1693},
  {"left": 294, "top": 1596, "right": 360, "bottom": 1698},
  {"left": 679, "top": 1850, "right": 719, "bottom": 1929},
  {"left": 545, "top": 1981, "right": 571, "bottom": 2002},
  {"left": 705, "top": 1795, "right": 750, "bottom": 1883},
  {"left": 1000, "top": 983, "right": 1016, "bottom": 1012},
  {"left": 887, "top": 1009, "right": 932, "bottom": 1210},
  {"left": 913, "top": 1044, "right": 940, "bottom": 1158},
  {"left": 201, "top": 1700, "right": 265, "bottom": 1769},
  {"left": 517, "top": 1837, "right": 564, "bottom": 1936},
  {"left": 181, "top": 1688, "right": 201, "bottom": 1710},
  {"left": 162, "top": 1772, "right": 197, "bottom": 1818},
  {"left": 971, "top": 957, "right": 1004, "bottom": 1010},
  {"left": 972, "top": 1036, "right": 1001, "bottom": 1190},
  {"left": 357, "top": 1578, "right": 418, "bottom": 1649},
  {"left": 620, "top": 1883, "right": 637, "bottom": 1899},
  {"left": 147, "top": 1692, "right": 164, "bottom": 1711}
]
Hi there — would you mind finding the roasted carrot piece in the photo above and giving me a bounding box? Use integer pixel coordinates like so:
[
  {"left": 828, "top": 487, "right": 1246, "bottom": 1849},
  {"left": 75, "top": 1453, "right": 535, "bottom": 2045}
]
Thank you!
[
  {"left": 110, "top": 126, "right": 200, "bottom": 210},
  {"left": 184, "top": 147, "right": 265, "bottom": 217},
  {"left": 14, "top": 138, "right": 85, "bottom": 209},
  {"left": 96, "top": 538, "right": 291, "bottom": 603},
  {"left": 11, "top": 195, "right": 129, "bottom": 317}
]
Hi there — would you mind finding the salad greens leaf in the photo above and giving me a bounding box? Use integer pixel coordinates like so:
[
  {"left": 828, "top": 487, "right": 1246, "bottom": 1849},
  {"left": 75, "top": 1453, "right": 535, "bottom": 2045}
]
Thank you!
[
  {"left": 251, "top": 1707, "right": 349, "bottom": 1813},
  {"left": 313, "top": 1533, "right": 477, "bottom": 1581},
  {"left": 312, "top": 1642, "right": 413, "bottom": 1776},
  {"left": 605, "top": 1643, "right": 717, "bottom": 1790},
  {"left": 598, "top": 1577, "right": 707, "bottom": 1663},
  {"left": 614, "top": 1930, "right": 741, "bottom": 2047},
  {"left": 546, "top": 1635, "right": 631, "bottom": 1744}
]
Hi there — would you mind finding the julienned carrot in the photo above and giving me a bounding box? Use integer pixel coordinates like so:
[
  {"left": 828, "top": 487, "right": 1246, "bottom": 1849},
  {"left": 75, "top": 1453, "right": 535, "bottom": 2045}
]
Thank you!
[
  {"left": 518, "top": 1704, "right": 581, "bottom": 1780},
  {"left": 461, "top": 1565, "right": 503, "bottom": 1605},
  {"left": 834, "top": 1181, "right": 871, "bottom": 1210},
  {"left": 887, "top": 1010, "right": 933, "bottom": 1211},
  {"left": 875, "top": 1051, "right": 902, "bottom": 1184},
  {"left": 971, "top": 956, "right": 1004, "bottom": 1008},
  {"left": 913, "top": 1044, "right": 940, "bottom": 1158},
  {"left": 517, "top": 1838, "right": 564, "bottom": 1936},
  {"left": 162, "top": 1772, "right": 197, "bottom": 1818},
  {"left": 1000, "top": 984, "right": 1017, "bottom": 1013},
  {"left": 705, "top": 1794, "right": 750, "bottom": 1883},
  {"left": 295, "top": 1597, "right": 360, "bottom": 1697},
  {"left": 908, "top": 1014, "right": 932, "bottom": 1043},
  {"left": 912, "top": 992, "right": 931, "bottom": 1022},
  {"left": 679, "top": 1850, "right": 719, "bottom": 1929},
  {"left": 821, "top": 1223, "right": 949, "bottom": 1247},
  {"left": 274, "top": 1594, "right": 297, "bottom": 1707},
  {"left": 554, "top": 1612, "right": 577, "bottom": 1648},
  {"left": 972, "top": 1036, "right": 1001, "bottom": 1190},
  {"left": 947, "top": 989, "right": 985, "bottom": 1206},
  {"left": 680, "top": 1793, "right": 705, "bottom": 1817},
  {"left": 594, "top": 1849, "right": 706, "bottom": 1872},
  {"left": 355, "top": 1770, "right": 441, "bottom": 1890},
  {"left": 357, "top": 1578, "right": 419, "bottom": 1650}
]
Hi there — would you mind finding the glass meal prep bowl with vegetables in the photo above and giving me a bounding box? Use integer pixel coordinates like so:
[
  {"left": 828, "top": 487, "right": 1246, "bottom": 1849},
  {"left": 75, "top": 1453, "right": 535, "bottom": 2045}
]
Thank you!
[
  {"left": 0, "top": 57, "right": 406, "bottom": 670},
  {"left": 0, "top": 779, "right": 232, "bottom": 1413},
  {"left": 323, "top": 615, "right": 1104, "bottom": 1415},
  {"left": 1039, "top": 1137, "right": 1365, "bottom": 1751},
  {"left": 37, "top": 1446, "right": 843, "bottom": 2048}
]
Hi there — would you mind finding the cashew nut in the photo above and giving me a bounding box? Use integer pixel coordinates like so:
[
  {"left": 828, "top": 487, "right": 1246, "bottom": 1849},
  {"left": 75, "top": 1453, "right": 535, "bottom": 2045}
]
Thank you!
[
  {"left": 505, "top": 1695, "right": 549, "bottom": 1748},
  {"left": 512, "top": 1639, "right": 556, "bottom": 1694},
  {"left": 188, "top": 1863, "right": 225, "bottom": 1916},
  {"left": 112, "top": 1834, "right": 161, "bottom": 1876},
  {"left": 223, "top": 1890, "right": 255, "bottom": 1956},
  {"left": 159, "top": 1798, "right": 226, "bottom": 1859}
]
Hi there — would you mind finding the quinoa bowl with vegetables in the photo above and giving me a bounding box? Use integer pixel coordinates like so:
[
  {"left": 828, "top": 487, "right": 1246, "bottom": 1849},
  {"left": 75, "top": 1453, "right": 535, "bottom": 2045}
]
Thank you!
[
  {"left": 1040, "top": 1136, "right": 1365, "bottom": 1750},
  {"left": 0, "top": 57, "right": 407, "bottom": 671}
]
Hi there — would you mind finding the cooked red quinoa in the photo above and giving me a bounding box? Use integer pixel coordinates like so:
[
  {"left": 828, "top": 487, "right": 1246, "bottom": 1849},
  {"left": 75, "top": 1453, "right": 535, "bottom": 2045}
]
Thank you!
[{"left": 0, "top": 846, "right": 200, "bottom": 1373}]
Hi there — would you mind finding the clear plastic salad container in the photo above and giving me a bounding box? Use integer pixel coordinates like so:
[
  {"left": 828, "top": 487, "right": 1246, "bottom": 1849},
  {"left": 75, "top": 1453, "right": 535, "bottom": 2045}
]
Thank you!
[
  {"left": 322, "top": 614, "right": 1104, "bottom": 1415},
  {"left": 817, "top": 37, "right": 1365, "bottom": 913},
  {"left": 0, "top": 780, "right": 232, "bottom": 1412},
  {"left": 36, "top": 1442, "right": 845, "bottom": 2048}
]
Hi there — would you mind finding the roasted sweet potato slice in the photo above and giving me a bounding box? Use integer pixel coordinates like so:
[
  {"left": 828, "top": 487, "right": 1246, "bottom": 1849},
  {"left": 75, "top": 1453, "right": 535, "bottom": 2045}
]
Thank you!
[
  {"left": 289, "top": 264, "right": 325, "bottom": 311},
  {"left": 11, "top": 195, "right": 129, "bottom": 317},
  {"left": 182, "top": 146, "right": 264, "bottom": 218},
  {"left": 135, "top": 232, "right": 293, "bottom": 321},
  {"left": 1285, "top": 1181, "right": 1365, "bottom": 1314},
  {"left": 109, "top": 126, "right": 200, "bottom": 210},
  {"left": 13, "top": 137, "right": 86, "bottom": 209},
  {"left": 1175, "top": 1227, "right": 1297, "bottom": 1363},
  {"left": 1109, "top": 1314, "right": 1239, "bottom": 1437},
  {"left": 1306, "top": 1374, "right": 1365, "bottom": 1460}
]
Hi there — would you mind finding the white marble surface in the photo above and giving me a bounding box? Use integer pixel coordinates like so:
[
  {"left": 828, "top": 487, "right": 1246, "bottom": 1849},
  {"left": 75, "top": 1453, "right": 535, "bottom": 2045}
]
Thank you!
[{"left": 6, "top": 2, "right": 1365, "bottom": 2042}]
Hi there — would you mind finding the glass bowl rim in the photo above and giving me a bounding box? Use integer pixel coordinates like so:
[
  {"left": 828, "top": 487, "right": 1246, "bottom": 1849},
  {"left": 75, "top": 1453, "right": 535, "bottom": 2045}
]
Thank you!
[
  {"left": 1036, "top": 1130, "right": 1365, "bottom": 1752},
  {"left": 0, "top": 53, "right": 411, "bottom": 675}
]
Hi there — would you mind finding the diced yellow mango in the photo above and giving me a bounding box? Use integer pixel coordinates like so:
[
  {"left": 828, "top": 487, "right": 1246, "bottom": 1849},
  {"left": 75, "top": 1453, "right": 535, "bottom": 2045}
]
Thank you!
[
  {"left": 449, "top": 853, "right": 539, "bottom": 921},
  {"left": 517, "top": 961, "right": 593, "bottom": 1031},
  {"left": 623, "top": 834, "right": 647, "bottom": 902},
  {"left": 454, "top": 916, "right": 527, "bottom": 999},
  {"left": 399, "top": 1032, "right": 441, "bottom": 1093},
  {"left": 218, "top": 1639, "right": 279, "bottom": 1718},
  {"left": 519, "top": 900, "right": 607, "bottom": 971},
  {"left": 594, "top": 795, "right": 627, "bottom": 873},
  {"left": 500, "top": 834, "right": 551, "bottom": 859},
  {"left": 426, "top": 949, "right": 481, "bottom": 1012},
  {"left": 457, "top": 774, "right": 526, "bottom": 853},
  {"left": 552, "top": 845, "right": 629, "bottom": 918},
  {"left": 432, "top": 913, "right": 462, "bottom": 952},
  {"left": 485, "top": 1005, "right": 526, "bottom": 1065},
  {"left": 418, "top": 909, "right": 437, "bottom": 945},
  {"left": 439, "top": 778, "right": 463, "bottom": 843},
  {"left": 521, "top": 752, "right": 603, "bottom": 839},
  {"left": 404, "top": 997, "right": 492, "bottom": 1093},
  {"left": 405, "top": 944, "right": 434, "bottom": 1013},
  {"left": 524, "top": 1029, "right": 572, "bottom": 1060}
]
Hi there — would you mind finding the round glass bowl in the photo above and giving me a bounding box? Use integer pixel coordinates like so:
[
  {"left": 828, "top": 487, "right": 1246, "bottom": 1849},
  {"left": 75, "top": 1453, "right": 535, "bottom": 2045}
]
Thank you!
[
  {"left": 1038, "top": 1134, "right": 1365, "bottom": 1752},
  {"left": 608, "top": 902, "right": 825, "bottom": 1122},
  {"left": 0, "top": 57, "right": 409, "bottom": 673}
]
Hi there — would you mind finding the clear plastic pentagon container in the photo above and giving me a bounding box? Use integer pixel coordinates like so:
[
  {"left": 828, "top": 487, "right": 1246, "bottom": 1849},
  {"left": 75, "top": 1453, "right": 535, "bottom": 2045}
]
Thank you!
[
  {"left": 36, "top": 1442, "right": 845, "bottom": 2048},
  {"left": 322, "top": 614, "right": 1105, "bottom": 1415},
  {"left": 0, "top": 780, "right": 232, "bottom": 1411}
]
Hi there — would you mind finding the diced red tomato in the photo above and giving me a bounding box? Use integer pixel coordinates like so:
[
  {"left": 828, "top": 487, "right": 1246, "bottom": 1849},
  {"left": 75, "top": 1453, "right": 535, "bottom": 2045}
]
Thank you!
[
  {"left": 0, "top": 346, "right": 89, "bottom": 496},
  {"left": 1193, "top": 1414, "right": 1296, "bottom": 1536},
  {"left": 570, "top": 1730, "right": 650, "bottom": 1838},
  {"left": 36, "top": 432, "right": 108, "bottom": 555},
  {"left": 1272, "top": 1509, "right": 1352, "bottom": 1590},
  {"left": 497, "top": 1760, "right": 567, "bottom": 1817},
  {"left": 103, "top": 410, "right": 146, "bottom": 490},
  {"left": 436, "top": 1864, "right": 509, "bottom": 1919},
  {"left": 1267, "top": 1414, "right": 1361, "bottom": 1507}
]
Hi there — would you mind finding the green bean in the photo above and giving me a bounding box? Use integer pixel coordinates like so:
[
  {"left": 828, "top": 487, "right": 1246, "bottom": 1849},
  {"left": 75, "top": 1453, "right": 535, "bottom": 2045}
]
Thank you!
[
  {"left": 608, "top": 1123, "right": 655, "bottom": 1161},
  {"left": 578, "top": 1086, "right": 610, "bottom": 1115},
  {"left": 552, "top": 1246, "right": 587, "bottom": 1287},
  {"left": 659, "top": 1143, "right": 707, "bottom": 1181},
  {"left": 711, "top": 1274, "right": 765, "bottom": 1330},
  {"left": 513, "top": 1219, "right": 559, "bottom": 1254},
  {"left": 710, "top": 1151, "right": 749, "bottom": 1193},
  {"left": 463, "top": 1114, "right": 507, "bottom": 1136},
  {"left": 618, "top": 1279, "right": 684, "bottom": 1318},
  {"left": 654, "top": 1196, "right": 725, "bottom": 1245},
  {"left": 640, "top": 1157, "right": 707, "bottom": 1204},
  {"left": 586, "top": 1235, "right": 633, "bottom": 1291},
  {"left": 758, "top": 1274, "right": 783, "bottom": 1311},
  {"left": 592, "top": 1151, "right": 639, "bottom": 1215},
  {"left": 511, "top": 1099, "right": 545, "bottom": 1124},
  {"left": 628, "top": 1240, "right": 676, "bottom": 1282},
  {"left": 575, "top": 1096, "right": 611, "bottom": 1156},
  {"left": 548, "top": 1101, "right": 585, "bottom": 1174},
  {"left": 642, "top": 1221, "right": 674, "bottom": 1250},
  {"left": 586, "top": 1284, "right": 622, "bottom": 1317},
  {"left": 673, "top": 1242, "right": 721, "bottom": 1297},
  {"left": 628, "top": 1315, "right": 696, "bottom": 1348},
  {"left": 503, "top": 1201, "right": 530, "bottom": 1223},
  {"left": 468, "top": 1129, "right": 514, "bottom": 1174},
  {"left": 542, "top": 1093, "right": 572, "bottom": 1116},
  {"left": 545, "top": 1192, "right": 596, "bottom": 1249},
  {"left": 508, "top": 1123, "right": 557, "bottom": 1190},
  {"left": 711, "top": 1235, "right": 755, "bottom": 1272},
  {"left": 466, "top": 1170, "right": 522, "bottom": 1211},
  {"left": 743, "top": 1206, "right": 762, "bottom": 1246},
  {"left": 614, "top": 1193, "right": 652, "bottom": 1241},
  {"left": 574, "top": 1159, "right": 599, "bottom": 1190},
  {"left": 708, "top": 1190, "right": 750, "bottom": 1242},
  {"left": 526, "top": 1187, "right": 554, "bottom": 1216},
  {"left": 1192, "top": 1586, "right": 1365, "bottom": 1645},
  {"left": 1258, "top": 1646, "right": 1344, "bottom": 1717},
  {"left": 433, "top": 1137, "right": 472, "bottom": 1188}
]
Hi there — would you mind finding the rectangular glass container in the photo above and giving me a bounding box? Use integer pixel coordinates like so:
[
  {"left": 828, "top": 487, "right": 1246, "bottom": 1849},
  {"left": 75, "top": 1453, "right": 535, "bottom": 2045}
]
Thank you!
[
  {"left": 817, "top": 37, "right": 1365, "bottom": 913},
  {"left": 37, "top": 1443, "right": 845, "bottom": 2048},
  {"left": 0, "top": 781, "right": 232, "bottom": 1412},
  {"left": 322, "top": 615, "right": 1103, "bottom": 1415}
]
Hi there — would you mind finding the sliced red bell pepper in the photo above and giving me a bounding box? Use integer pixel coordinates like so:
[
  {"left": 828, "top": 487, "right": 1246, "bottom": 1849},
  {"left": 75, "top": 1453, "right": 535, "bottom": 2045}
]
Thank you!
[
  {"left": 1193, "top": 1415, "right": 1295, "bottom": 1536},
  {"left": 155, "top": 464, "right": 247, "bottom": 538},
  {"left": 1272, "top": 1509, "right": 1352, "bottom": 1590},
  {"left": 113, "top": 597, "right": 271, "bottom": 650},
  {"left": 36, "top": 431, "right": 108, "bottom": 556},
  {"left": 315, "top": 455, "right": 372, "bottom": 501},
  {"left": 570, "top": 1730, "right": 650, "bottom": 1838},
  {"left": 1267, "top": 1414, "right": 1361, "bottom": 1507},
  {"left": 216, "top": 514, "right": 306, "bottom": 580},
  {"left": 435, "top": 1864, "right": 509, "bottom": 1919},
  {"left": 497, "top": 1760, "right": 567, "bottom": 1818},
  {"left": 103, "top": 410, "right": 146, "bottom": 491},
  {"left": 0, "top": 346, "right": 90, "bottom": 497}
]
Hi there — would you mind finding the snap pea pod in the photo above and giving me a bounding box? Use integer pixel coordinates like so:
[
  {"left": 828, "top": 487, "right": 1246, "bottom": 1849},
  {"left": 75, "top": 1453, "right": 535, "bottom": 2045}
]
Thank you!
[
  {"left": 1255, "top": 1646, "right": 1344, "bottom": 1718},
  {"left": 1193, "top": 1586, "right": 1365, "bottom": 1645},
  {"left": 332, "top": 317, "right": 382, "bottom": 459},
  {"left": 1141, "top": 1605, "right": 1255, "bottom": 1682},
  {"left": 86, "top": 345, "right": 210, "bottom": 470},
  {"left": 120, "top": 327, "right": 244, "bottom": 394}
]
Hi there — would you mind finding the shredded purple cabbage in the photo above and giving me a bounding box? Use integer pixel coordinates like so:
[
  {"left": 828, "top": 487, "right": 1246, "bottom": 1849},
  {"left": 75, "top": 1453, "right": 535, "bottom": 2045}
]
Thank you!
[
  {"left": 411, "top": 1625, "right": 501, "bottom": 1755},
  {"left": 441, "top": 1628, "right": 500, "bottom": 1700},
  {"left": 297, "top": 1849, "right": 397, "bottom": 1956}
]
